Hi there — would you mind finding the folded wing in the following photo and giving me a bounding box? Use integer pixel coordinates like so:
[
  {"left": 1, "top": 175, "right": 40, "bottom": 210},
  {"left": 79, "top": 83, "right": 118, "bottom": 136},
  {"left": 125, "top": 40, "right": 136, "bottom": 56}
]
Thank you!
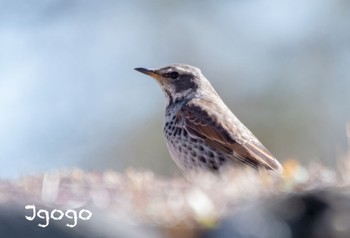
[{"left": 177, "top": 101, "right": 283, "bottom": 174}]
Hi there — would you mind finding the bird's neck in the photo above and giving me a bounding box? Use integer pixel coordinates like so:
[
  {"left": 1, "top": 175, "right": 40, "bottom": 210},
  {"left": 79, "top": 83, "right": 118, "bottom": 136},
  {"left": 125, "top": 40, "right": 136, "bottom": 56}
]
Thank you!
[{"left": 165, "top": 89, "right": 194, "bottom": 110}]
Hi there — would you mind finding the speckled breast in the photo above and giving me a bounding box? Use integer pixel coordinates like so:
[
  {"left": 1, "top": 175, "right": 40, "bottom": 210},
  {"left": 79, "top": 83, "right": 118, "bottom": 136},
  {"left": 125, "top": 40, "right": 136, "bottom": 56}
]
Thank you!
[{"left": 163, "top": 113, "right": 229, "bottom": 174}]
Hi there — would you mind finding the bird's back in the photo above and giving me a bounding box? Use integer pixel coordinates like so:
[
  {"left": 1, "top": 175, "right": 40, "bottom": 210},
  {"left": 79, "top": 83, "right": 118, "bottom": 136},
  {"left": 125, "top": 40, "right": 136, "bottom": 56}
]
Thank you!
[{"left": 164, "top": 95, "right": 283, "bottom": 175}]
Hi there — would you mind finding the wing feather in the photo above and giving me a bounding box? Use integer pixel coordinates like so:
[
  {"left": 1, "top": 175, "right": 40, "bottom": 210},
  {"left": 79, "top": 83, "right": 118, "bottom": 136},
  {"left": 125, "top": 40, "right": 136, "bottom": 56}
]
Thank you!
[{"left": 177, "top": 101, "right": 283, "bottom": 174}]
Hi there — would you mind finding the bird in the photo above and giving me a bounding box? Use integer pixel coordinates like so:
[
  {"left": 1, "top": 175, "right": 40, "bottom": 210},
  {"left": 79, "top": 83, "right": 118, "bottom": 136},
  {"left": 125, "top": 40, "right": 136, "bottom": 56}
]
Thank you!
[{"left": 135, "top": 64, "right": 283, "bottom": 177}]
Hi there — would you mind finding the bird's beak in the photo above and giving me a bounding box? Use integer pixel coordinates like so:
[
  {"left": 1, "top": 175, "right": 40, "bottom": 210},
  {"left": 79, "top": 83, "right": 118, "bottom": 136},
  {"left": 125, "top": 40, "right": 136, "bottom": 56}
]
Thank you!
[{"left": 134, "top": 67, "right": 161, "bottom": 80}]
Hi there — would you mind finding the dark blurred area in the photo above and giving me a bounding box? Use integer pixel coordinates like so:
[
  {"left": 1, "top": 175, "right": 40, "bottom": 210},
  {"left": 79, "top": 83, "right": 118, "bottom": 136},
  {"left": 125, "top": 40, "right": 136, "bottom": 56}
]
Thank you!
[
  {"left": 204, "top": 189, "right": 350, "bottom": 238},
  {"left": 0, "top": 1, "right": 350, "bottom": 179}
]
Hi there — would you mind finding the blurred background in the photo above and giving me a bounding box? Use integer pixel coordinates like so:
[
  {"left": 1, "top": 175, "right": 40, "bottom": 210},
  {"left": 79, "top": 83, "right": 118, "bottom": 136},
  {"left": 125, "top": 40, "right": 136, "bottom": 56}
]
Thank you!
[{"left": 1, "top": 0, "right": 350, "bottom": 179}]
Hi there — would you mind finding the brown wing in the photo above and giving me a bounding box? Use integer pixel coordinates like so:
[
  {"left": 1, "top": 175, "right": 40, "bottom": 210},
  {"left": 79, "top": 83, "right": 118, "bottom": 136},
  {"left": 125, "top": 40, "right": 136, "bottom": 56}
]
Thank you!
[{"left": 177, "top": 101, "right": 283, "bottom": 174}]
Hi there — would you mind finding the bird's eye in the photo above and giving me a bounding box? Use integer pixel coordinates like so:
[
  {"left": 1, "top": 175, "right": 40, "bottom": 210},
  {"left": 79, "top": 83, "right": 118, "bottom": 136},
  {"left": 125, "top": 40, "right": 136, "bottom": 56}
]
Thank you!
[{"left": 170, "top": 71, "right": 179, "bottom": 79}]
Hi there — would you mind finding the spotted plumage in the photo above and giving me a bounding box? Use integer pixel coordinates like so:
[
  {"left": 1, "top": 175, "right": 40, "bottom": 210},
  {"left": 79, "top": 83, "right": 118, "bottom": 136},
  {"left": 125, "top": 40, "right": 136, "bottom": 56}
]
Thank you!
[{"left": 135, "top": 64, "right": 283, "bottom": 177}]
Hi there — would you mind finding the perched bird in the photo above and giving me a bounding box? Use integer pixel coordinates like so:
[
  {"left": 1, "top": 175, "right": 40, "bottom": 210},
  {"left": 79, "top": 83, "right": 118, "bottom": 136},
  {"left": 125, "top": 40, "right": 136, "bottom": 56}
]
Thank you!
[{"left": 135, "top": 64, "right": 283, "bottom": 177}]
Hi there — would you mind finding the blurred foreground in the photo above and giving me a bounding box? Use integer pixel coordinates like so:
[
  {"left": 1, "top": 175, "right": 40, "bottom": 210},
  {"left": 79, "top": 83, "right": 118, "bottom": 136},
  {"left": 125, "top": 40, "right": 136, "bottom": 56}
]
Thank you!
[{"left": 1, "top": 158, "right": 350, "bottom": 238}]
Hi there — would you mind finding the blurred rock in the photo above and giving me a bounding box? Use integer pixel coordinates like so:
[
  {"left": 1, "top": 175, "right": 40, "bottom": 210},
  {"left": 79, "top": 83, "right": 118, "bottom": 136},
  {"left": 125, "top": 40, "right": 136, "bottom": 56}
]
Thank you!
[
  {"left": 203, "top": 189, "right": 350, "bottom": 238},
  {"left": 1, "top": 168, "right": 349, "bottom": 238}
]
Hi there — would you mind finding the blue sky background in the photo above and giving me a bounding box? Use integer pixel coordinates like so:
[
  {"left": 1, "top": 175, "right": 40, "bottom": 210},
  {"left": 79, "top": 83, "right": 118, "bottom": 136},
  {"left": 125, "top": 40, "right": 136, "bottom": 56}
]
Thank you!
[{"left": 1, "top": 0, "right": 350, "bottom": 178}]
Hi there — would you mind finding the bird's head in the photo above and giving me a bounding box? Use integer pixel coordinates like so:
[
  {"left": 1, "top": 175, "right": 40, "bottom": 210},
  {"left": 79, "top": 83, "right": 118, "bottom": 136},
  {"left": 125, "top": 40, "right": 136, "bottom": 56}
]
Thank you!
[{"left": 135, "top": 64, "right": 212, "bottom": 105}]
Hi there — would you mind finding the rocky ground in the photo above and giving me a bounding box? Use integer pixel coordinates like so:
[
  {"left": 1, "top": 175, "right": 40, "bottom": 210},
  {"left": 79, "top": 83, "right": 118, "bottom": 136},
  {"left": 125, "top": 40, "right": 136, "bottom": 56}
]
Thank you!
[{"left": 1, "top": 158, "right": 350, "bottom": 238}]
